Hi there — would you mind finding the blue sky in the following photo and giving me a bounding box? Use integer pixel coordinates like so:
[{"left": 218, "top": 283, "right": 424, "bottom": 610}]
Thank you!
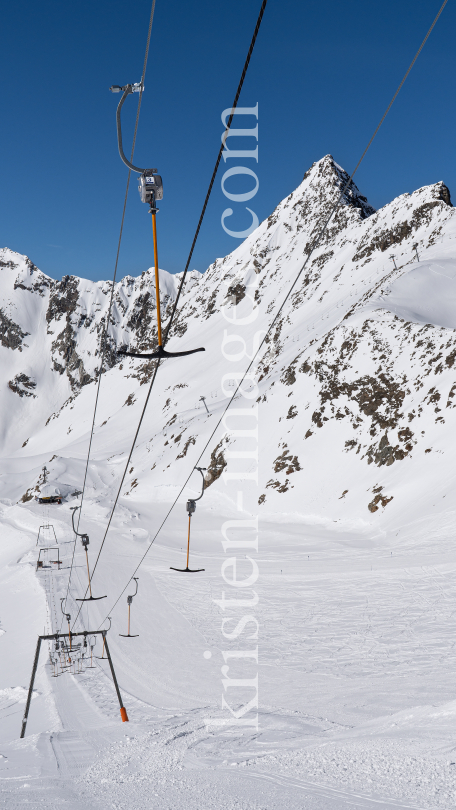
[{"left": 2, "top": 0, "right": 454, "bottom": 282}]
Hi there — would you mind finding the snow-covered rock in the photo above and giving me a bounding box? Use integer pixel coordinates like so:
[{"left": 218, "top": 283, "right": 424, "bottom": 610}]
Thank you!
[{"left": 0, "top": 154, "right": 454, "bottom": 526}]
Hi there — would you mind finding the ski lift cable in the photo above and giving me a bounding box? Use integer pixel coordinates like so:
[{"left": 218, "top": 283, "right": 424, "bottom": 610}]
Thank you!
[
  {"left": 60, "top": 0, "right": 157, "bottom": 629},
  {"left": 70, "top": 0, "right": 270, "bottom": 630},
  {"left": 96, "top": 0, "right": 448, "bottom": 625},
  {"left": 71, "top": 361, "right": 161, "bottom": 629},
  {"left": 162, "top": 0, "right": 268, "bottom": 344}
]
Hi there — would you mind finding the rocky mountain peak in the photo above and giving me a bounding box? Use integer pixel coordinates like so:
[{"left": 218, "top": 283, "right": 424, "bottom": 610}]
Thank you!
[
  {"left": 254, "top": 155, "right": 378, "bottom": 259},
  {"left": 302, "top": 154, "right": 376, "bottom": 219}
]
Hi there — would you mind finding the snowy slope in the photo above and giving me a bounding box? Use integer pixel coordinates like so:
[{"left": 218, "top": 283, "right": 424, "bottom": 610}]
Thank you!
[{"left": 1, "top": 155, "right": 456, "bottom": 809}]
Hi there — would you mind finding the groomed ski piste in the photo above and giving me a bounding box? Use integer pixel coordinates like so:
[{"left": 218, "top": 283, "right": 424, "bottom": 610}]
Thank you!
[{"left": 1, "top": 156, "right": 456, "bottom": 808}]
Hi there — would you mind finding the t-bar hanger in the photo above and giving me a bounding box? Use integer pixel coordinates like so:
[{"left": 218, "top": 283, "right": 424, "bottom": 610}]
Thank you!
[
  {"left": 171, "top": 467, "right": 206, "bottom": 573},
  {"left": 109, "top": 82, "right": 204, "bottom": 361},
  {"left": 119, "top": 578, "right": 139, "bottom": 638},
  {"left": 71, "top": 506, "right": 107, "bottom": 602}
]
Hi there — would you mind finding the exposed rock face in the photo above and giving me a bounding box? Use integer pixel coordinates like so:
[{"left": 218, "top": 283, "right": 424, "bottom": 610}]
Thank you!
[
  {"left": 439, "top": 184, "right": 452, "bottom": 206},
  {"left": 273, "top": 447, "right": 301, "bottom": 474},
  {"left": 0, "top": 308, "right": 29, "bottom": 350},
  {"left": 352, "top": 182, "right": 452, "bottom": 262},
  {"left": 8, "top": 373, "right": 36, "bottom": 397},
  {"left": 46, "top": 275, "right": 80, "bottom": 323},
  {"left": 368, "top": 486, "right": 393, "bottom": 512},
  {"left": 205, "top": 440, "right": 228, "bottom": 487},
  {"left": 302, "top": 156, "right": 376, "bottom": 220},
  {"left": 0, "top": 250, "right": 189, "bottom": 404}
]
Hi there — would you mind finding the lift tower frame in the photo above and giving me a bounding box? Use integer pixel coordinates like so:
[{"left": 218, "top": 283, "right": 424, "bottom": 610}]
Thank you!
[{"left": 20, "top": 629, "right": 128, "bottom": 738}]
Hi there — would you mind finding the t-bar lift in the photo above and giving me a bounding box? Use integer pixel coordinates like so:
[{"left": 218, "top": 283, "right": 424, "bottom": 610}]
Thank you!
[
  {"left": 119, "top": 578, "right": 139, "bottom": 638},
  {"left": 109, "top": 82, "right": 205, "bottom": 361},
  {"left": 171, "top": 467, "right": 206, "bottom": 573},
  {"left": 71, "top": 506, "right": 106, "bottom": 602}
]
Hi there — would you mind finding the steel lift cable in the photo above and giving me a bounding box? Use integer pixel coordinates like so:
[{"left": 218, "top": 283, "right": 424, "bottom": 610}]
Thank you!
[
  {"left": 344, "top": 0, "right": 449, "bottom": 186},
  {"left": 71, "top": 361, "right": 162, "bottom": 630},
  {"left": 60, "top": 0, "right": 157, "bottom": 628},
  {"left": 97, "top": 0, "right": 449, "bottom": 624},
  {"left": 70, "top": 0, "right": 269, "bottom": 630},
  {"left": 162, "top": 0, "right": 268, "bottom": 348},
  {"left": 170, "top": 467, "right": 206, "bottom": 572}
]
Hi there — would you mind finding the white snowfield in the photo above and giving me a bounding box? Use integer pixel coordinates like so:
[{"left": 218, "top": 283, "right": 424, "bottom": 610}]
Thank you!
[
  {"left": 1, "top": 155, "right": 456, "bottom": 808},
  {"left": 369, "top": 258, "right": 456, "bottom": 328}
]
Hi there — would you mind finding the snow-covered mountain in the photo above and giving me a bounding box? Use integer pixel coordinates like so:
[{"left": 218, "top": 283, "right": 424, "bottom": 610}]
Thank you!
[
  {"left": 2, "top": 156, "right": 456, "bottom": 810},
  {"left": 0, "top": 154, "right": 455, "bottom": 529}
]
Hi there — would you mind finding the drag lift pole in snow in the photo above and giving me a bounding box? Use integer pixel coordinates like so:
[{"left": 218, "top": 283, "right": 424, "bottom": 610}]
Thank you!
[
  {"left": 119, "top": 577, "right": 139, "bottom": 638},
  {"left": 170, "top": 467, "right": 206, "bottom": 573},
  {"left": 71, "top": 506, "right": 107, "bottom": 602},
  {"left": 20, "top": 635, "right": 42, "bottom": 738},
  {"left": 103, "top": 633, "right": 129, "bottom": 722},
  {"left": 109, "top": 83, "right": 204, "bottom": 361}
]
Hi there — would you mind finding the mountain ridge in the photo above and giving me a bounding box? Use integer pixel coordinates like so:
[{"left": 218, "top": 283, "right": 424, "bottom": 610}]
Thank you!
[{"left": 0, "top": 154, "right": 455, "bottom": 534}]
